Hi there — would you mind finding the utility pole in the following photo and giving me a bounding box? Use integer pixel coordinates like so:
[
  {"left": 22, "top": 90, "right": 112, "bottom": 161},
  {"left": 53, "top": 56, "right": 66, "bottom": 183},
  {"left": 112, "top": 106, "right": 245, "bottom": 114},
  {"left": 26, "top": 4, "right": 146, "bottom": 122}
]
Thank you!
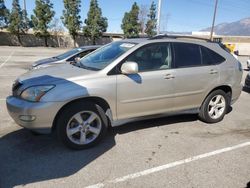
[
  {"left": 23, "top": 0, "right": 26, "bottom": 12},
  {"left": 210, "top": 0, "right": 218, "bottom": 41},
  {"left": 157, "top": 0, "right": 162, "bottom": 35}
]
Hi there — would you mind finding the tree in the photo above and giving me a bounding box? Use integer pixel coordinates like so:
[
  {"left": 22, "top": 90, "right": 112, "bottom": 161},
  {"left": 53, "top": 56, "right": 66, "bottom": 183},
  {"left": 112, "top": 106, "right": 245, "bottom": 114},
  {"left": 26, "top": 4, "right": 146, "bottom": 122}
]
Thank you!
[
  {"left": 138, "top": 4, "right": 148, "bottom": 34},
  {"left": 0, "top": 0, "right": 9, "bottom": 29},
  {"left": 145, "top": 1, "right": 157, "bottom": 37},
  {"left": 83, "top": 0, "right": 108, "bottom": 45},
  {"left": 121, "top": 2, "right": 140, "bottom": 38},
  {"left": 8, "top": 0, "right": 24, "bottom": 44},
  {"left": 50, "top": 18, "right": 64, "bottom": 47},
  {"left": 61, "top": 0, "right": 81, "bottom": 47},
  {"left": 21, "top": 8, "right": 30, "bottom": 32},
  {"left": 31, "top": 0, "right": 55, "bottom": 47}
]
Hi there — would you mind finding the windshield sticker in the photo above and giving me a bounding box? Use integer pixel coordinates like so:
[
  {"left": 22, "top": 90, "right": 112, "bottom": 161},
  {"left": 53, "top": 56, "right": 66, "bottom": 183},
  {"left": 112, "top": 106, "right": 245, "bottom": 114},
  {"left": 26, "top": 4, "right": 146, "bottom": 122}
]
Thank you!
[{"left": 120, "top": 43, "right": 135, "bottom": 48}]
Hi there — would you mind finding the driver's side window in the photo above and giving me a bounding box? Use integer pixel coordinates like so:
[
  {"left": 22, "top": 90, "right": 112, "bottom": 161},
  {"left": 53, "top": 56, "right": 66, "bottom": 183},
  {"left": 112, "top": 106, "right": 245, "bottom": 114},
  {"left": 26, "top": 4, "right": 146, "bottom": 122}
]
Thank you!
[{"left": 126, "top": 43, "right": 172, "bottom": 72}]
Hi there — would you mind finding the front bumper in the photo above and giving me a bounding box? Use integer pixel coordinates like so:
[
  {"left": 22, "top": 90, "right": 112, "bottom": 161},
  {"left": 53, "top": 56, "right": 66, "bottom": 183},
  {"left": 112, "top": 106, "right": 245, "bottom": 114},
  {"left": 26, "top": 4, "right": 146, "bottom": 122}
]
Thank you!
[{"left": 6, "top": 96, "right": 65, "bottom": 134}]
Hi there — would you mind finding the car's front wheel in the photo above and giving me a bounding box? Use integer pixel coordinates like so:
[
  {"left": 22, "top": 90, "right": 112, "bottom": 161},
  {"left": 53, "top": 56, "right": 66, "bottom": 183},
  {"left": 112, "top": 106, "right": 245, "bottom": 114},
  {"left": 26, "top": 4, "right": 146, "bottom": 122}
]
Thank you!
[
  {"left": 199, "top": 90, "right": 229, "bottom": 123},
  {"left": 56, "top": 101, "right": 108, "bottom": 150}
]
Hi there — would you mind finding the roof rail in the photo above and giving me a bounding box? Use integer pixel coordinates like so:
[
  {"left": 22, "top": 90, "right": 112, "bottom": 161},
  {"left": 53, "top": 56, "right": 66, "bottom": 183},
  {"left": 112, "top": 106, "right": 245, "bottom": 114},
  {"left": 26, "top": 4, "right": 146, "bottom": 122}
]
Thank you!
[{"left": 149, "top": 34, "right": 212, "bottom": 42}]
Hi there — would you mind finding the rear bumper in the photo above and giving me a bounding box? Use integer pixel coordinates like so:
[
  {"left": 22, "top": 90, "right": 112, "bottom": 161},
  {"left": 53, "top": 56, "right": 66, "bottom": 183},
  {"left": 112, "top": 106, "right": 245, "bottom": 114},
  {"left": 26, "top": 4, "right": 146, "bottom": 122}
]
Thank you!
[
  {"left": 231, "top": 84, "right": 242, "bottom": 105},
  {"left": 6, "top": 96, "right": 65, "bottom": 134}
]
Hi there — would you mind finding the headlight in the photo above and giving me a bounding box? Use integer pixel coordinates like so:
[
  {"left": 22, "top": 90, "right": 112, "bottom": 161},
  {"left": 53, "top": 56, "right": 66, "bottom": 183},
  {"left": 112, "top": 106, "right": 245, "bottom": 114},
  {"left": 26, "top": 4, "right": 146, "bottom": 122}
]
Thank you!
[{"left": 20, "top": 85, "right": 55, "bottom": 102}]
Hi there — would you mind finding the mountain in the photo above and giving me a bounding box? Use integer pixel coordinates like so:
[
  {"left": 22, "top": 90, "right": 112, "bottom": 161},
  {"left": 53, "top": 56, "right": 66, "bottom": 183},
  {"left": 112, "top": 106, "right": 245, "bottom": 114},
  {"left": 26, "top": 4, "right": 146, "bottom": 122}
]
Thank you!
[{"left": 202, "top": 17, "right": 250, "bottom": 36}]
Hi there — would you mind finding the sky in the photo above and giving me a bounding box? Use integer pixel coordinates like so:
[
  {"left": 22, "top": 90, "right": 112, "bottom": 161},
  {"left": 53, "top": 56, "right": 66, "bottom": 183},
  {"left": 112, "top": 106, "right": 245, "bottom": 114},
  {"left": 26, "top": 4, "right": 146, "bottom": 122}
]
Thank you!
[{"left": 4, "top": 0, "right": 250, "bottom": 33}]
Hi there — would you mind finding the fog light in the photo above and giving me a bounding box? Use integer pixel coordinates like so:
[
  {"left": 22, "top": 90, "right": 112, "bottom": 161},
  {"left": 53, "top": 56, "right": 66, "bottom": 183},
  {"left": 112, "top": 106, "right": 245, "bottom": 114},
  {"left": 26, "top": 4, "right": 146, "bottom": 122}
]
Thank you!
[{"left": 19, "top": 115, "right": 36, "bottom": 122}]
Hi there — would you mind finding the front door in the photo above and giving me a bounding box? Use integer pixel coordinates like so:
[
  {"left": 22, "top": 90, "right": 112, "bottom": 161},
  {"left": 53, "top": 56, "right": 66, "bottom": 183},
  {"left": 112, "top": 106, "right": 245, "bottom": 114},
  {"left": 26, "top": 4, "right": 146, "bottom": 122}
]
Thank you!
[{"left": 116, "top": 43, "right": 175, "bottom": 120}]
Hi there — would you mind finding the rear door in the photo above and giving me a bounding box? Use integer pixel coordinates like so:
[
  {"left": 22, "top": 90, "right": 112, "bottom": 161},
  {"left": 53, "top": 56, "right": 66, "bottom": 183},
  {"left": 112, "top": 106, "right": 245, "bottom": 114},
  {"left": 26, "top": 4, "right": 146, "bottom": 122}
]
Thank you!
[{"left": 172, "top": 42, "right": 220, "bottom": 111}]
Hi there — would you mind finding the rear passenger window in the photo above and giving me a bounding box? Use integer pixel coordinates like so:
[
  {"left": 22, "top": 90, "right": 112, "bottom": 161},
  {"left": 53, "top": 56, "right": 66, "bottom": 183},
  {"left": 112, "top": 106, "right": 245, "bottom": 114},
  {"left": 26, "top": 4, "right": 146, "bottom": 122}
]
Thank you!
[
  {"left": 201, "top": 47, "right": 225, "bottom": 65},
  {"left": 173, "top": 43, "right": 202, "bottom": 68}
]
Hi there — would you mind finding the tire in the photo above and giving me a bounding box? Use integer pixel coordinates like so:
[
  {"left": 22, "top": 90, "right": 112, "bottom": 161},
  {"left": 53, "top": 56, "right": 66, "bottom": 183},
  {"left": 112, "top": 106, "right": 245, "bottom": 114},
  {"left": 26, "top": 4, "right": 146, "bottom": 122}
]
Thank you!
[
  {"left": 56, "top": 101, "right": 108, "bottom": 150},
  {"left": 199, "top": 90, "right": 229, "bottom": 123}
]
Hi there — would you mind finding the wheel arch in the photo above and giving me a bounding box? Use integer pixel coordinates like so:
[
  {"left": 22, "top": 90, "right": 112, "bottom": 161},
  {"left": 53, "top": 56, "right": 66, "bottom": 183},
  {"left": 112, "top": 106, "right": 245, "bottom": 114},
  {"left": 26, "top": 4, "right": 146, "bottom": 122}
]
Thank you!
[
  {"left": 202, "top": 85, "right": 232, "bottom": 108},
  {"left": 52, "top": 97, "right": 113, "bottom": 132}
]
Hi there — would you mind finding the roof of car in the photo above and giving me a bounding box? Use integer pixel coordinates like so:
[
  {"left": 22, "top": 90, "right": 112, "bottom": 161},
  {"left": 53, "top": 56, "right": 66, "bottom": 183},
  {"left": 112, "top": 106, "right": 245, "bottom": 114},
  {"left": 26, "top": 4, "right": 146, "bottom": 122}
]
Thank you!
[
  {"left": 121, "top": 35, "right": 219, "bottom": 45},
  {"left": 78, "top": 45, "right": 102, "bottom": 50},
  {"left": 122, "top": 38, "right": 149, "bottom": 44}
]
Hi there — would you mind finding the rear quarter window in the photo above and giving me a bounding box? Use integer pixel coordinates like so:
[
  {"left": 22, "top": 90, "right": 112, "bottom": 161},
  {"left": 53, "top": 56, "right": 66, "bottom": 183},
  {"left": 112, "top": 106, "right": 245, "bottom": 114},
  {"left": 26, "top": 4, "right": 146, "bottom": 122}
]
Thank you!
[{"left": 201, "top": 46, "right": 226, "bottom": 65}]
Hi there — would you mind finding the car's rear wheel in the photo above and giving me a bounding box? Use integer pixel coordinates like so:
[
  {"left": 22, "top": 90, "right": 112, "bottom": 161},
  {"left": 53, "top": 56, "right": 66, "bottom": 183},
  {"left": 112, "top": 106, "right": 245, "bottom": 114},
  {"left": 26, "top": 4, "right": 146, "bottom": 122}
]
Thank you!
[
  {"left": 199, "top": 90, "right": 229, "bottom": 123},
  {"left": 56, "top": 101, "right": 108, "bottom": 150}
]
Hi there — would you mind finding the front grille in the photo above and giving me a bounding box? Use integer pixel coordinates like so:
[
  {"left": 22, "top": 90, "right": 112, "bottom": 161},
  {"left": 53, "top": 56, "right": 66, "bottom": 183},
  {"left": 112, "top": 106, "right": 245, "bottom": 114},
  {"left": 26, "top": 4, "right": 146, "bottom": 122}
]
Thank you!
[{"left": 12, "top": 80, "right": 22, "bottom": 96}]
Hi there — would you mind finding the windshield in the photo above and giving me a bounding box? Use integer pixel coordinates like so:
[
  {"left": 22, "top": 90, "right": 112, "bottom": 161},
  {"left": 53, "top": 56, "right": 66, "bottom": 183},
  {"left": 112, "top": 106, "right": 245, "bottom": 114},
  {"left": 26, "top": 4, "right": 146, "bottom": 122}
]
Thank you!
[
  {"left": 79, "top": 42, "right": 136, "bottom": 70},
  {"left": 56, "top": 48, "right": 82, "bottom": 60}
]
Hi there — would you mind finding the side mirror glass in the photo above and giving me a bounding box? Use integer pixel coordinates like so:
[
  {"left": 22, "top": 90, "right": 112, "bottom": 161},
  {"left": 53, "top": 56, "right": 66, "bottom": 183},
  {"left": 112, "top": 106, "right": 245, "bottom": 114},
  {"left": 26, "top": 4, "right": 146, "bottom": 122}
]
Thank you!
[{"left": 121, "top": 62, "right": 138, "bottom": 75}]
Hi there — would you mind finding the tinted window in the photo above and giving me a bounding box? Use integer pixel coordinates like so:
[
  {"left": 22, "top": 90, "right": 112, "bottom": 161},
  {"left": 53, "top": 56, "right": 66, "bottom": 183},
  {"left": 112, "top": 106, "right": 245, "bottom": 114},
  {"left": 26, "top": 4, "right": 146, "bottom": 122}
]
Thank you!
[
  {"left": 79, "top": 50, "right": 95, "bottom": 58},
  {"left": 126, "top": 43, "right": 172, "bottom": 72},
  {"left": 173, "top": 43, "right": 202, "bottom": 68},
  {"left": 201, "top": 46, "right": 225, "bottom": 65},
  {"left": 67, "top": 50, "right": 96, "bottom": 61},
  {"left": 56, "top": 48, "right": 81, "bottom": 60}
]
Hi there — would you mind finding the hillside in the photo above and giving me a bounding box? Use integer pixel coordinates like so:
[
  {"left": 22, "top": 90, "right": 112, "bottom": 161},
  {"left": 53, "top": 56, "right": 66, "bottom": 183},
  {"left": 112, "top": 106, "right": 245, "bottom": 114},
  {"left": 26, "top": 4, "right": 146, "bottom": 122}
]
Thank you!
[{"left": 202, "top": 17, "right": 250, "bottom": 36}]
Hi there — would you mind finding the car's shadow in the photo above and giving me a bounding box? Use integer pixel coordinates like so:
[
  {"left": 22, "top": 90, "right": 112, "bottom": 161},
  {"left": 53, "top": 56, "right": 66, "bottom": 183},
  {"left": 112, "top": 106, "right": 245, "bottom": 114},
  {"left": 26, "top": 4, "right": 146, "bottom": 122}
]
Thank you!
[{"left": 0, "top": 114, "right": 198, "bottom": 188}]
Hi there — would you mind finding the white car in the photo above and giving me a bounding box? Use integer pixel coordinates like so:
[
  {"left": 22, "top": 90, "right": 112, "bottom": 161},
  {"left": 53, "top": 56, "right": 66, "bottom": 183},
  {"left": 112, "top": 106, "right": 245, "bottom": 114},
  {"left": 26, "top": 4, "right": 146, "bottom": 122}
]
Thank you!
[{"left": 247, "top": 59, "right": 250, "bottom": 69}]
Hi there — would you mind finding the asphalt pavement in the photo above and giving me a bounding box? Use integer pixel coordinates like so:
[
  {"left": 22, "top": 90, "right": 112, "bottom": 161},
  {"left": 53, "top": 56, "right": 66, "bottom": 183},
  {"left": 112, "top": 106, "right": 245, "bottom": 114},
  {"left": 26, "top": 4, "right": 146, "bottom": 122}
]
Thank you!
[{"left": 0, "top": 46, "right": 249, "bottom": 188}]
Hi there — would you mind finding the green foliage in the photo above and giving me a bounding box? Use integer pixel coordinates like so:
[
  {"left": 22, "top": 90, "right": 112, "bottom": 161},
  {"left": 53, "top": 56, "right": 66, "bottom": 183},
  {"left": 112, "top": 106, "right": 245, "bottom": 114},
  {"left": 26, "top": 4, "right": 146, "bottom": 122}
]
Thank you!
[
  {"left": 8, "top": 0, "right": 23, "bottom": 44},
  {"left": 8, "top": 0, "right": 30, "bottom": 35},
  {"left": 21, "top": 9, "right": 30, "bottom": 32},
  {"left": 145, "top": 1, "right": 157, "bottom": 37},
  {"left": 61, "top": 0, "right": 81, "bottom": 45},
  {"left": 83, "top": 0, "right": 108, "bottom": 45},
  {"left": 121, "top": 2, "right": 140, "bottom": 38},
  {"left": 31, "top": 0, "right": 55, "bottom": 46},
  {"left": 0, "top": 0, "right": 9, "bottom": 29}
]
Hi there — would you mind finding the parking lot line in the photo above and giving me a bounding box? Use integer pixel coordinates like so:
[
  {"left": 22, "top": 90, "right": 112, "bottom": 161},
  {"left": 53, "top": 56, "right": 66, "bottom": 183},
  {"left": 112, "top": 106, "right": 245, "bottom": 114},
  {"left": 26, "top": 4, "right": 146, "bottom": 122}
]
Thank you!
[
  {"left": 0, "top": 99, "right": 6, "bottom": 101},
  {"left": 0, "top": 51, "right": 15, "bottom": 68},
  {"left": 86, "top": 141, "right": 250, "bottom": 188}
]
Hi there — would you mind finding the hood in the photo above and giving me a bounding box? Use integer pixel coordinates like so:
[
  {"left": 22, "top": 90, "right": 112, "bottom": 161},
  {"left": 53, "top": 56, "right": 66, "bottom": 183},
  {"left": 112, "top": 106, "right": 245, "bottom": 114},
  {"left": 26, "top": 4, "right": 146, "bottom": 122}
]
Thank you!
[
  {"left": 18, "top": 63, "right": 96, "bottom": 85},
  {"left": 33, "top": 57, "right": 59, "bottom": 67}
]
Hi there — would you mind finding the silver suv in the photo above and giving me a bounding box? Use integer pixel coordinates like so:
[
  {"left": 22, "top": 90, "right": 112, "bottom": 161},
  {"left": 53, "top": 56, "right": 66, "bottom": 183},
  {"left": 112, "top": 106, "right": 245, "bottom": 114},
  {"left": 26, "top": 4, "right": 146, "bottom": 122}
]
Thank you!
[{"left": 6, "top": 36, "right": 243, "bottom": 149}]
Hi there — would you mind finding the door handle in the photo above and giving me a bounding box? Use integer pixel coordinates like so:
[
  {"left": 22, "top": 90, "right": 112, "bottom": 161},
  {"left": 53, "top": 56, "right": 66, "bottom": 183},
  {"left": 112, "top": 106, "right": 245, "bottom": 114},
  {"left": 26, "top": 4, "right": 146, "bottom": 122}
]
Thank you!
[
  {"left": 164, "top": 74, "right": 175, "bottom": 79},
  {"left": 209, "top": 69, "right": 218, "bottom": 74}
]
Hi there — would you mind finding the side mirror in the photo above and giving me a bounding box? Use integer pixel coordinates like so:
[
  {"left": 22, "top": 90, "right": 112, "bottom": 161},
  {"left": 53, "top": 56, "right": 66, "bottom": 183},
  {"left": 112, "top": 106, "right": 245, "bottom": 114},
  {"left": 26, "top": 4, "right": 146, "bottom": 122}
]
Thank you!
[
  {"left": 121, "top": 62, "right": 138, "bottom": 75},
  {"left": 75, "top": 57, "right": 81, "bottom": 63},
  {"left": 234, "top": 50, "right": 239, "bottom": 56}
]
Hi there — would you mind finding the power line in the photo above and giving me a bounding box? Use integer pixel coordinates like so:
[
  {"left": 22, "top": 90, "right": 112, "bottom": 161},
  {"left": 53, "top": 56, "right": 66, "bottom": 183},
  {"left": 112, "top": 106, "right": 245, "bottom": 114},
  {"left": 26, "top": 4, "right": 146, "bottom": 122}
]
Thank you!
[{"left": 188, "top": 0, "right": 250, "bottom": 14}]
